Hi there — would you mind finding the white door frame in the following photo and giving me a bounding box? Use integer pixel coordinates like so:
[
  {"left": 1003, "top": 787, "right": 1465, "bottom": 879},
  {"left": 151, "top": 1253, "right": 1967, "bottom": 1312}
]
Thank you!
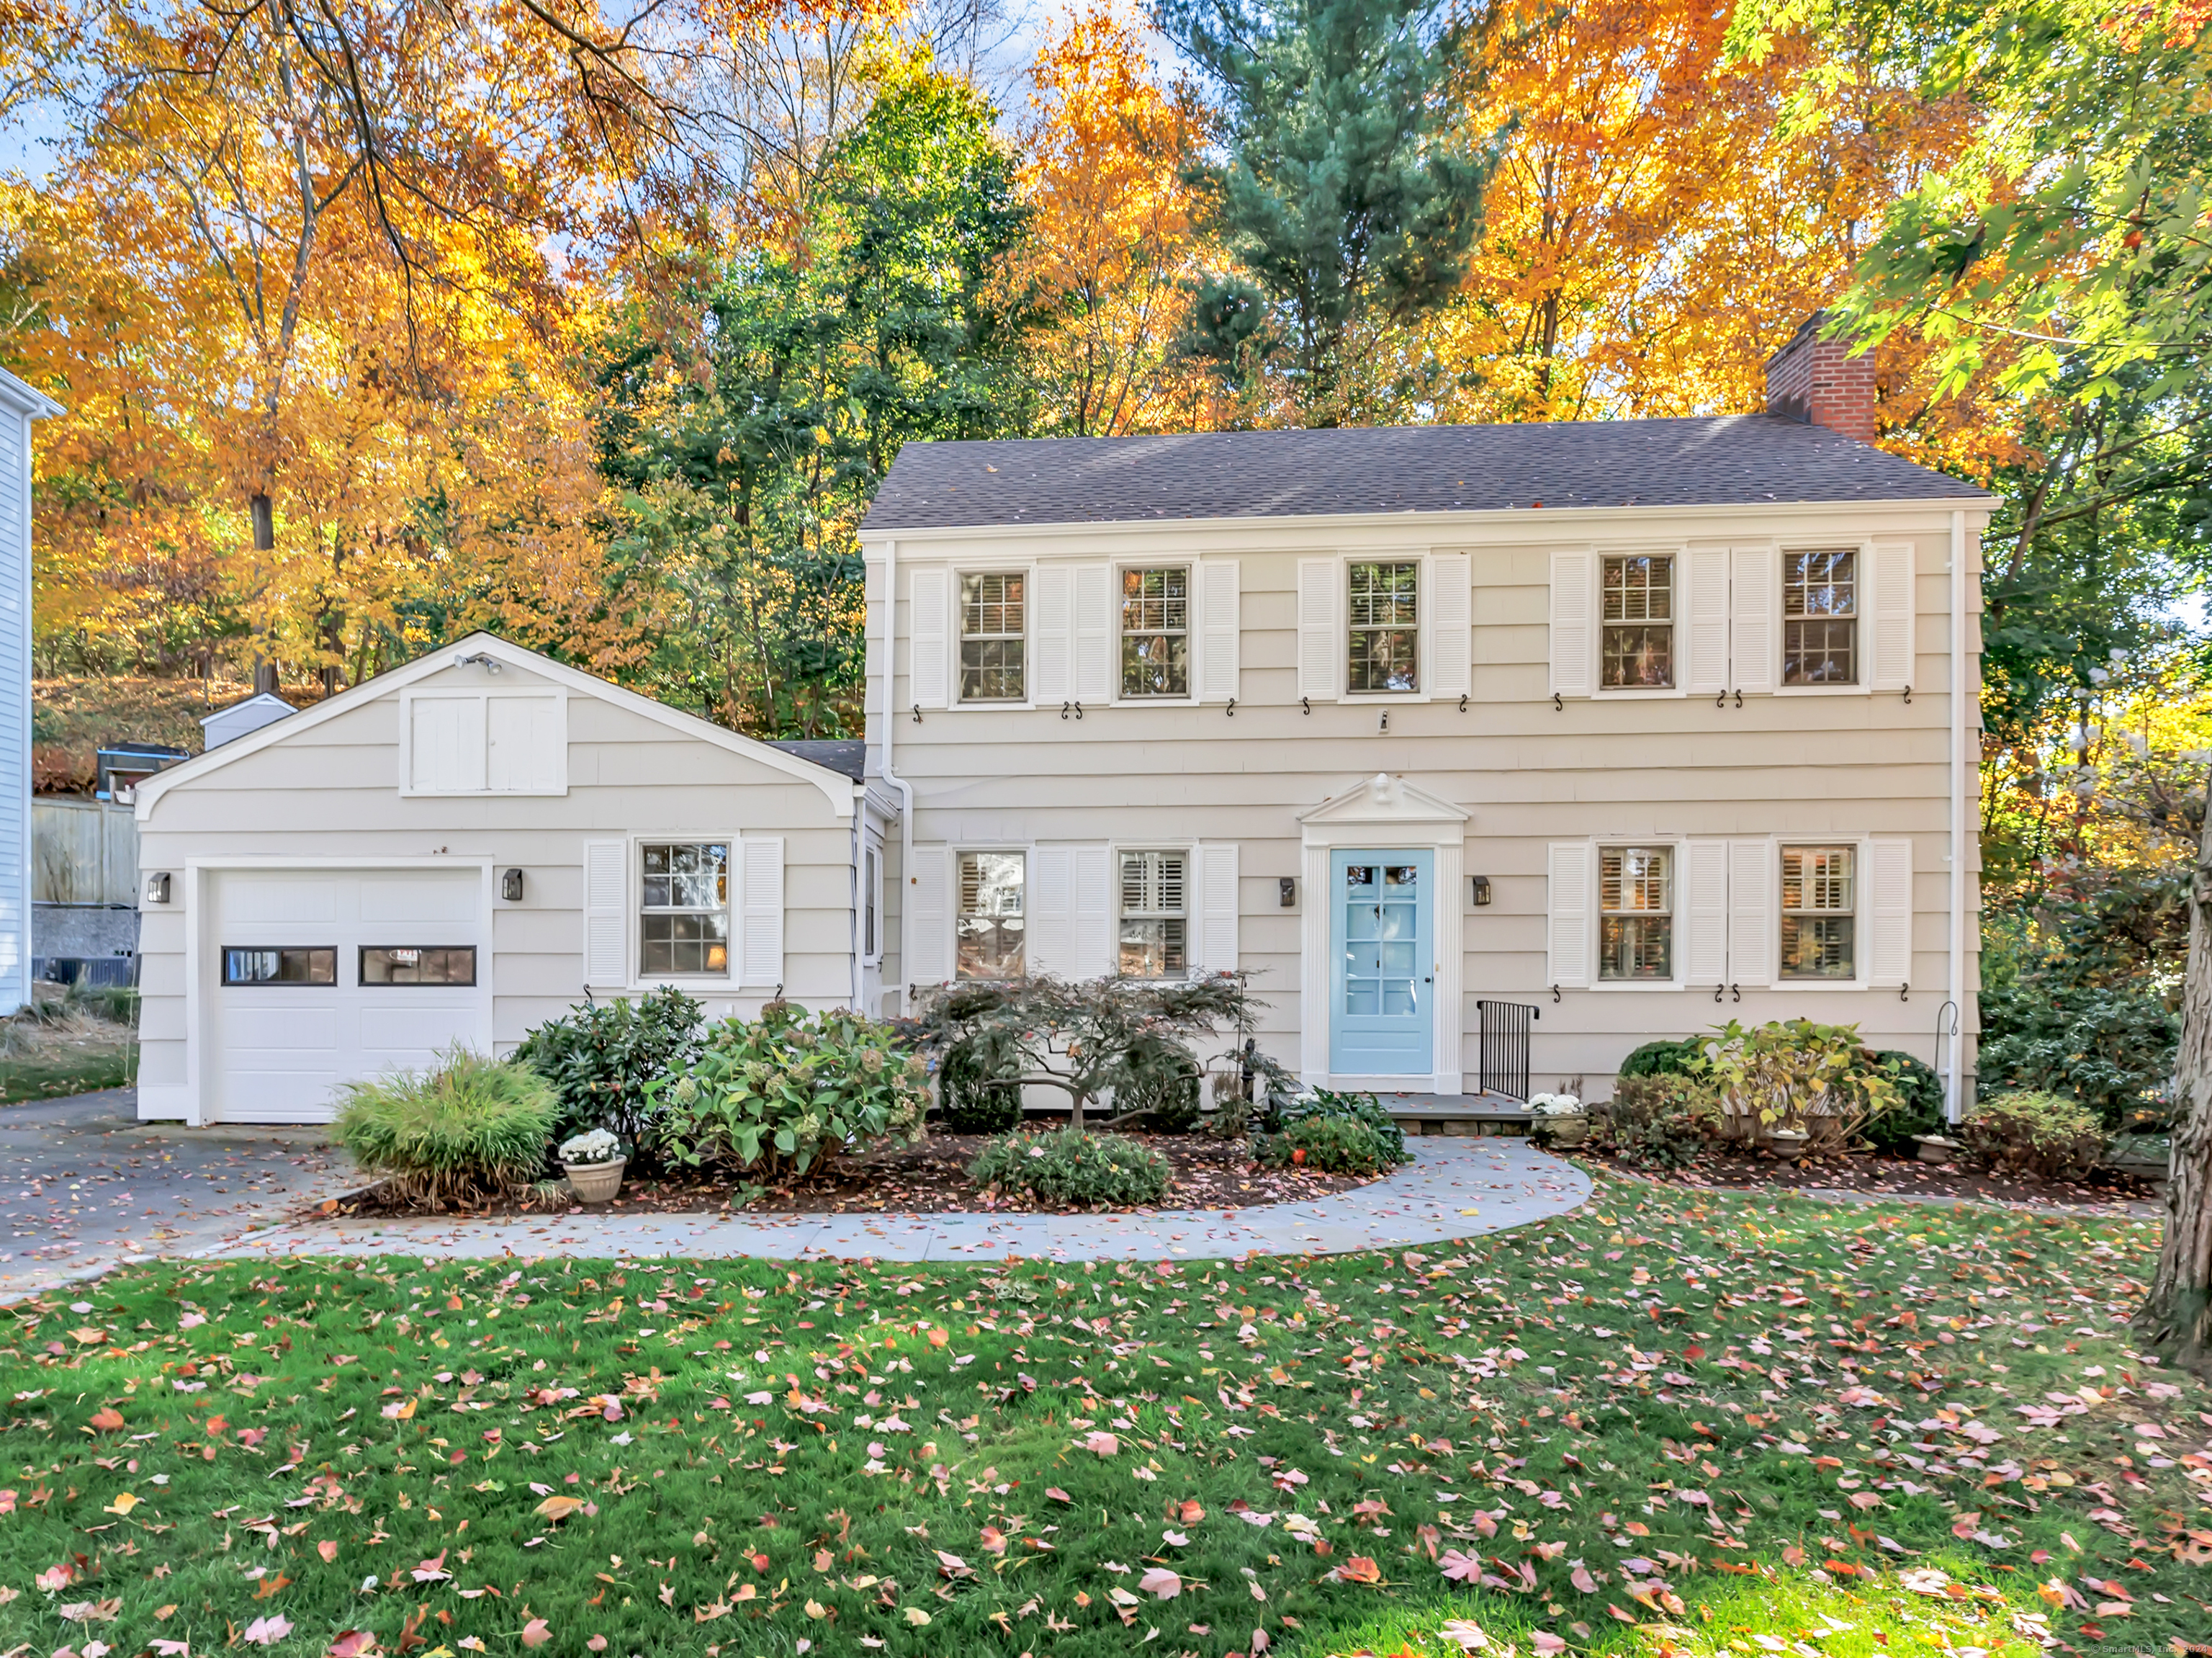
[
  {"left": 1298, "top": 774, "right": 1469, "bottom": 1096},
  {"left": 181, "top": 856, "right": 495, "bottom": 1127}
]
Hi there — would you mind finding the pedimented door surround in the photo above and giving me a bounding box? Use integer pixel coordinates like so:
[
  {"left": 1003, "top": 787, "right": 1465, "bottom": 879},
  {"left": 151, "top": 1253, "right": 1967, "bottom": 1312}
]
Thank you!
[{"left": 1298, "top": 774, "right": 1468, "bottom": 1095}]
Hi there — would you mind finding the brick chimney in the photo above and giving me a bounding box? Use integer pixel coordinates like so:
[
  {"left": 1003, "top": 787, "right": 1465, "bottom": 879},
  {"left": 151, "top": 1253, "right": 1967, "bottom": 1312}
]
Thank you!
[{"left": 1764, "top": 312, "right": 1875, "bottom": 442}]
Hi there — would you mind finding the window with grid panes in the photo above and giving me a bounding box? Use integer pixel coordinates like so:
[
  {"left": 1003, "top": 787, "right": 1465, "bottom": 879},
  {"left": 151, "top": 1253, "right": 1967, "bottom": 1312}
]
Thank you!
[
  {"left": 1347, "top": 561, "right": 1419, "bottom": 692},
  {"left": 640, "top": 843, "right": 729, "bottom": 975},
  {"left": 1599, "top": 846, "right": 1673, "bottom": 980},
  {"left": 956, "top": 851, "right": 1025, "bottom": 980},
  {"left": 1783, "top": 548, "right": 1858, "bottom": 685},
  {"left": 1781, "top": 845, "right": 1856, "bottom": 978},
  {"left": 1118, "top": 851, "right": 1187, "bottom": 977},
  {"left": 1120, "top": 568, "right": 1190, "bottom": 697},
  {"left": 959, "top": 572, "right": 1026, "bottom": 701},
  {"left": 1601, "top": 555, "right": 1674, "bottom": 688}
]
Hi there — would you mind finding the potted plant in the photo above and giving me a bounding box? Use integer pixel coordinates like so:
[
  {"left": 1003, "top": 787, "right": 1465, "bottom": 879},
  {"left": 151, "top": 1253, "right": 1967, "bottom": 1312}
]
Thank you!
[
  {"left": 1527, "top": 1091, "right": 1588, "bottom": 1147},
  {"left": 1911, "top": 1132, "right": 1960, "bottom": 1163},
  {"left": 559, "top": 1129, "right": 627, "bottom": 1204}
]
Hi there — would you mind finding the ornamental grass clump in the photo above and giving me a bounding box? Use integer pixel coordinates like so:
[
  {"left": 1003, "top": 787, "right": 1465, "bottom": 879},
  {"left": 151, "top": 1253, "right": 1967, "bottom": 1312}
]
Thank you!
[
  {"left": 333, "top": 1049, "right": 559, "bottom": 1210},
  {"left": 969, "top": 1127, "right": 1172, "bottom": 1208}
]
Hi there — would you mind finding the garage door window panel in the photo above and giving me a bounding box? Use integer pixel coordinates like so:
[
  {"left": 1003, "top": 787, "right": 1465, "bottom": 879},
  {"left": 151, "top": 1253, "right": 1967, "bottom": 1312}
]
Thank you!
[
  {"left": 360, "top": 946, "right": 478, "bottom": 985},
  {"left": 641, "top": 843, "right": 730, "bottom": 976},
  {"left": 223, "top": 946, "right": 337, "bottom": 985}
]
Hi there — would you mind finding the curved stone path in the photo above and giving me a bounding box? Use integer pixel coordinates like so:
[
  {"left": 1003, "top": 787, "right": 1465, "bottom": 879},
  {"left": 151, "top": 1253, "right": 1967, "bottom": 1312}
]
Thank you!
[{"left": 207, "top": 1137, "right": 1590, "bottom": 1265}]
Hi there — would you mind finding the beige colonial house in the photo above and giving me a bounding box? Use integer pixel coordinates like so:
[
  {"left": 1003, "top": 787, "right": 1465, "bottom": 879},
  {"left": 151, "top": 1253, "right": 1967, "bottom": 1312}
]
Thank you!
[{"left": 131, "top": 321, "right": 1990, "bottom": 1124}]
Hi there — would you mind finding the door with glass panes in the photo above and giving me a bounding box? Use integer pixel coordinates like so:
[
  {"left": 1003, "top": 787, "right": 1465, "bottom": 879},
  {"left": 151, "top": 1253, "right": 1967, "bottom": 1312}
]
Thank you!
[{"left": 1328, "top": 850, "right": 1434, "bottom": 1075}]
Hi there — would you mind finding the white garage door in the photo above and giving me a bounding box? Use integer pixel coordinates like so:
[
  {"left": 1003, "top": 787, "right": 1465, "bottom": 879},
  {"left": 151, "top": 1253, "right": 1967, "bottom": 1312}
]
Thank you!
[{"left": 208, "top": 867, "right": 490, "bottom": 1124}]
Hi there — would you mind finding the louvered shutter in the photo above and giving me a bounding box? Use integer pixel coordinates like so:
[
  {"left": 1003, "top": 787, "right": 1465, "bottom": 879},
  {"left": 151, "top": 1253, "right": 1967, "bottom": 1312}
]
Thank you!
[
  {"left": 907, "top": 846, "right": 950, "bottom": 986},
  {"left": 1073, "top": 845, "right": 1114, "bottom": 978},
  {"left": 1684, "top": 547, "right": 1730, "bottom": 697},
  {"left": 1869, "top": 838, "right": 1912, "bottom": 987},
  {"left": 737, "top": 837, "right": 784, "bottom": 987},
  {"left": 1027, "top": 846, "right": 1073, "bottom": 977},
  {"left": 1549, "top": 552, "right": 1593, "bottom": 699},
  {"left": 1296, "top": 560, "right": 1339, "bottom": 700},
  {"left": 1727, "top": 839, "right": 1774, "bottom": 987},
  {"left": 1198, "top": 561, "right": 1240, "bottom": 703},
  {"left": 1195, "top": 843, "right": 1239, "bottom": 974},
  {"left": 1033, "top": 565, "right": 1072, "bottom": 706},
  {"left": 1073, "top": 565, "right": 1113, "bottom": 703},
  {"left": 1428, "top": 552, "right": 1471, "bottom": 701},
  {"left": 1682, "top": 838, "right": 1730, "bottom": 986},
  {"left": 1870, "top": 542, "right": 1915, "bottom": 692},
  {"left": 1546, "top": 841, "right": 1593, "bottom": 989},
  {"left": 909, "top": 568, "right": 949, "bottom": 709},
  {"left": 1730, "top": 548, "right": 1776, "bottom": 695},
  {"left": 583, "top": 839, "right": 627, "bottom": 989}
]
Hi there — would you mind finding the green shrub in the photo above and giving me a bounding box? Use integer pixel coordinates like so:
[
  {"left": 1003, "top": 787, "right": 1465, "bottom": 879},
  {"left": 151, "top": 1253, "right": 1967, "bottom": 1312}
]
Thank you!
[
  {"left": 1695, "top": 1018, "right": 1902, "bottom": 1147},
  {"left": 1863, "top": 1050, "right": 1947, "bottom": 1152},
  {"left": 650, "top": 1003, "right": 929, "bottom": 1181},
  {"left": 968, "top": 1128, "right": 1172, "bottom": 1208},
  {"left": 1619, "top": 1037, "right": 1703, "bottom": 1080},
  {"left": 939, "top": 1041, "right": 1023, "bottom": 1134},
  {"left": 1254, "top": 1113, "right": 1398, "bottom": 1175},
  {"left": 1957, "top": 1089, "right": 2105, "bottom": 1181},
  {"left": 516, "top": 987, "right": 703, "bottom": 1154},
  {"left": 1593, "top": 1075, "right": 1716, "bottom": 1170},
  {"left": 333, "top": 1049, "right": 559, "bottom": 1209},
  {"left": 1268, "top": 1087, "right": 1409, "bottom": 1164}
]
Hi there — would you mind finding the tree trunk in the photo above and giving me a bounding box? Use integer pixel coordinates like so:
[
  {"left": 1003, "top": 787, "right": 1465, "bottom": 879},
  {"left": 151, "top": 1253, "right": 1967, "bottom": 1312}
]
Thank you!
[{"left": 2136, "top": 799, "right": 2212, "bottom": 1372}]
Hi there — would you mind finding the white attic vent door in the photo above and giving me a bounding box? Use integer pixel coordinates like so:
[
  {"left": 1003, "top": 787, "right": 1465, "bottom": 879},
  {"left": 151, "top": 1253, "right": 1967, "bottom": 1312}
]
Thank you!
[{"left": 406, "top": 691, "right": 565, "bottom": 794}]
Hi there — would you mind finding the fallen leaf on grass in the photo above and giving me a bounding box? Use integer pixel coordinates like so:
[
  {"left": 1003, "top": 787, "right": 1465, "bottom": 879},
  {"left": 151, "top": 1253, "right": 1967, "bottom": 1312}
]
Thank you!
[
  {"left": 253, "top": 1574, "right": 292, "bottom": 1600},
  {"left": 102, "top": 1492, "right": 138, "bottom": 1516},
  {"left": 1439, "top": 1551, "right": 1482, "bottom": 1582},
  {"left": 58, "top": 1599, "right": 120, "bottom": 1623},
  {"left": 1138, "top": 1567, "right": 1182, "bottom": 1599},
  {"left": 520, "top": 1621, "right": 552, "bottom": 1649},
  {"left": 328, "top": 1633, "right": 377, "bottom": 1658},
  {"left": 243, "top": 1616, "right": 293, "bottom": 1646},
  {"left": 1335, "top": 1556, "right": 1382, "bottom": 1585},
  {"left": 87, "top": 1408, "right": 124, "bottom": 1433},
  {"left": 319, "top": 1541, "right": 340, "bottom": 1564},
  {"left": 1084, "top": 1431, "right": 1120, "bottom": 1456},
  {"left": 533, "top": 1496, "right": 585, "bottom": 1523}
]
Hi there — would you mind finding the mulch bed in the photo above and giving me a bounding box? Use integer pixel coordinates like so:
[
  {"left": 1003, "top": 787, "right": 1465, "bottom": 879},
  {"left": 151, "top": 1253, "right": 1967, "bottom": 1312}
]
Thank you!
[
  {"left": 1583, "top": 1144, "right": 2161, "bottom": 1209},
  {"left": 331, "top": 1131, "right": 1380, "bottom": 1219}
]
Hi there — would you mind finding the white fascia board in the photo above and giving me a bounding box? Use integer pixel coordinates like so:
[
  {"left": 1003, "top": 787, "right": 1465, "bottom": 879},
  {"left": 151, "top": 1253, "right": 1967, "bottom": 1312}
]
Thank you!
[{"left": 0, "top": 368, "right": 63, "bottom": 420}]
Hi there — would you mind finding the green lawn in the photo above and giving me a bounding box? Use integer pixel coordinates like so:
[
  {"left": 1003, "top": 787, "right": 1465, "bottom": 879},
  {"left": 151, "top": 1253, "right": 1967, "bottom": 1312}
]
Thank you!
[
  {"left": 0, "top": 1040, "right": 134, "bottom": 1105},
  {"left": 1, "top": 1178, "right": 2205, "bottom": 1658}
]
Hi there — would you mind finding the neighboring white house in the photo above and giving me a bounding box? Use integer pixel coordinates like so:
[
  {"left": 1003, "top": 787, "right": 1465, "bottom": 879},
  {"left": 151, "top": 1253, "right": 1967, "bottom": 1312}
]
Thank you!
[{"left": 0, "top": 368, "right": 66, "bottom": 1016}]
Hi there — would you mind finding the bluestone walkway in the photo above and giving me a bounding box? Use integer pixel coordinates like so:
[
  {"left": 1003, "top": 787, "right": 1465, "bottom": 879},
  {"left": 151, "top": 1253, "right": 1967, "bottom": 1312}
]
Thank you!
[{"left": 210, "top": 1137, "right": 1590, "bottom": 1265}]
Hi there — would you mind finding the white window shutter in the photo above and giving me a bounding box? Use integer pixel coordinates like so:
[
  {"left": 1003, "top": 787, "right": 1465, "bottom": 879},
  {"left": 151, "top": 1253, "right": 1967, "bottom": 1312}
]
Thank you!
[
  {"left": 1684, "top": 547, "right": 1730, "bottom": 697},
  {"left": 1870, "top": 541, "right": 1914, "bottom": 692},
  {"left": 583, "top": 838, "right": 627, "bottom": 988},
  {"left": 1730, "top": 547, "right": 1776, "bottom": 695},
  {"left": 909, "top": 568, "right": 949, "bottom": 710},
  {"left": 1073, "top": 565, "right": 1113, "bottom": 703},
  {"left": 1033, "top": 565, "right": 1072, "bottom": 706},
  {"left": 1198, "top": 560, "right": 1240, "bottom": 703},
  {"left": 1195, "top": 843, "right": 1239, "bottom": 974},
  {"left": 907, "top": 846, "right": 950, "bottom": 987},
  {"left": 1428, "top": 552, "right": 1470, "bottom": 702},
  {"left": 1548, "top": 551, "right": 1593, "bottom": 699},
  {"left": 1028, "top": 846, "right": 1073, "bottom": 977},
  {"left": 1869, "top": 837, "right": 1912, "bottom": 987},
  {"left": 1296, "top": 559, "right": 1339, "bottom": 701},
  {"left": 737, "top": 837, "right": 784, "bottom": 987},
  {"left": 1727, "top": 839, "right": 1774, "bottom": 987},
  {"left": 1546, "top": 842, "right": 1593, "bottom": 988},
  {"left": 1683, "top": 838, "right": 1730, "bottom": 986},
  {"left": 1073, "top": 844, "right": 1114, "bottom": 977}
]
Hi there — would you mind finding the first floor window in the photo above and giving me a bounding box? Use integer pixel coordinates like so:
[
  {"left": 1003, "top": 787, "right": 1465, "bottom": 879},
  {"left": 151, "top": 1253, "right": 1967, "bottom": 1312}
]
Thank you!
[
  {"left": 1119, "top": 851, "right": 1187, "bottom": 977},
  {"left": 960, "top": 571, "right": 1026, "bottom": 701},
  {"left": 957, "top": 851, "right": 1025, "bottom": 980},
  {"left": 360, "top": 946, "right": 477, "bottom": 985},
  {"left": 1599, "top": 846, "right": 1672, "bottom": 980},
  {"left": 1601, "top": 553, "right": 1673, "bottom": 688},
  {"left": 1347, "top": 560, "right": 1419, "bottom": 692},
  {"left": 222, "top": 946, "right": 336, "bottom": 985},
  {"left": 1120, "top": 567, "right": 1190, "bottom": 697},
  {"left": 641, "top": 842, "right": 729, "bottom": 975},
  {"left": 1784, "top": 547, "right": 1858, "bottom": 685},
  {"left": 1781, "top": 844, "right": 1856, "bottom": 978},
  {"left": 862, "top": 843, "right": 883, "bottom": 962}
]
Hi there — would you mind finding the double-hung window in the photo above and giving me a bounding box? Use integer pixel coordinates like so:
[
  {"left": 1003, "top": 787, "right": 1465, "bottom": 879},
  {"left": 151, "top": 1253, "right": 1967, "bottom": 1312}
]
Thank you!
[
  {"left": 640, "top": 842, "right": 729, "bottom": 976},
  {"left": 1599, "top": 846, "right": 1673, "bottom": 980},
  {"left": 1347, "top": 561, "right": 1419, "bottom": 692},
  {"left": 1118, "top": 851, "right": 1187, "bottom": 977},
  {"left": 1781, "top": 845, "right": 1855, "bottom": 978},
  {"left": 1601, "top": 555, "right": 1673, "bottom": 688},
  {"left": 956, "top": 851, "right": 1025, "bottom": 980},
  {"left": 959, "top": 573, "right": 1026, "bottom": 702},
  {"left": 1120, "top": 568, "right": 1190, "bottom": 697},
  {"left": 1784, "top": 548, "right": 1858, "bottom": 685}
]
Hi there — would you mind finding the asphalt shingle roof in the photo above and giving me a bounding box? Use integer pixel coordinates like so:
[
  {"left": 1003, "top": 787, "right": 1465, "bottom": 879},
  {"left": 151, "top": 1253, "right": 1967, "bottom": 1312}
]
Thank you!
[
  {"left": 860, "top": 416, "right": 1990, "bottom": 532},
  {"left": 768, "top": 738, "right": 865, "bottom": 780}
]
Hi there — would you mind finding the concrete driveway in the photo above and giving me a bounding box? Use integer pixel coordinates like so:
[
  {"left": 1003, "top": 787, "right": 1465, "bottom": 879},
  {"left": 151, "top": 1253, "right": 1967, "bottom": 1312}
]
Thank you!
[{"left": 0, "top": 1089, "right": 359, "bottom": 1300}]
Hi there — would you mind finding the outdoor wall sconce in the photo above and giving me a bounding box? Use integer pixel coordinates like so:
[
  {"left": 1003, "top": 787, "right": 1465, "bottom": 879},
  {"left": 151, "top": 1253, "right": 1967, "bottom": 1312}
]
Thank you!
[
  {"left": 502, "top": 868, "right": 526, "bottom": 902},
  {"left": 143, "top": 871, "right": 171, "bottom": 905},
  {"left": 1470, "top": 875, "right": 1492, "bottom": 907},
  {"left": 1278, "top": 877, "right": 1297, "bottom": 908}
]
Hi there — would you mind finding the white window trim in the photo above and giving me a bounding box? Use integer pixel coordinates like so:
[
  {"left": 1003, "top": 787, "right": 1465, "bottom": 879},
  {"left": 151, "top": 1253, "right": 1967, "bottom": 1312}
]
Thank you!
[
  {"left": 861, "top": 832, "right": 886, "bottom": 968},
  {"left": 1110, "top": 841, "right": 1197, "bottom": 979},
  {"left": 1339, "top": 551, "right": 1437, "bottom": 704},
  {"left": 953, "top": 563, "right": 1039, "bottom": 709},
  {"left": 1770, "top": 832, "right": 1873, "bottom": 991},
  {"left": 1110, "top": 563, "right": 1200, "bottom": 707},
  {"left": 950, "top": 845, "right": 1030, "bottom": 982},
  {"left": 1591, "top": 547, "right": 1691, "bottom": 700},
  {"left": 397, "top": 687, "right": 570, "bottom": 797},
  {"left": 1772, "top": 537, "right": 1876, "bottom": 698},
  {"left": 1584, "top": 837, "right": 1688, "bottom": 991},
  {"left": 619, "top": 830, "right": 742, "bottom": 994}
]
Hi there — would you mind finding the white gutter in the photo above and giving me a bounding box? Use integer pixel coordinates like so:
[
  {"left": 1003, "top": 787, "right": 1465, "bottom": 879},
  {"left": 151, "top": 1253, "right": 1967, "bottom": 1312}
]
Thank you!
[
  {"left": 1947, "top": 508, "right": 1969, "bottom": 1121},
  {"left": 848, "top": 784, "right": 863, "bottom": 1013},
  {"left": 876, "top": 538, "right": 917, "bottom": 1014}
]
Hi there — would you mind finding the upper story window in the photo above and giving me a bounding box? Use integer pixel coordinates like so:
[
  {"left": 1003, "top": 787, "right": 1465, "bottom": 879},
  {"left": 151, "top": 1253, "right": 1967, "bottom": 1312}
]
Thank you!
[
  {"left": 1781, "top": 844, "right": 1855, "bottom": 978},
  {"left": 1601, "top": 555, "right": 1673, "bottom": 689},
  {"left": 1120, "top": 567, "right": 1190, "bottom": 697},
  {"left": 1599, "top": 846, "right": 1672, "bottom": 980},
  {"left": 960, "top": 573, "right": 1025, "bottom": 702},
  {"left": 641, "top": 842, "right": 729, "bottom": 976},
  {"left": 957, "top": 851, "right": 1025, "bottom": 980},
  {"left": 1118, "top": 851, "right": 1187, "bottom": 977},
  {"left": 1784, "top": 548, "right": 1858, "bottom": 685},
  {"left": 1347, "top": 561, "right": 1419, "bottom": 693}
]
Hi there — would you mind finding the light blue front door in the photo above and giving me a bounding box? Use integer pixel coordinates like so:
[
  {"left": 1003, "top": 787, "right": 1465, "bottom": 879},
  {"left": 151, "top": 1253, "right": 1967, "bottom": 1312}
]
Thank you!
[{"left": 1329, "top": 850, "right": 1434, "bottom": 1075}]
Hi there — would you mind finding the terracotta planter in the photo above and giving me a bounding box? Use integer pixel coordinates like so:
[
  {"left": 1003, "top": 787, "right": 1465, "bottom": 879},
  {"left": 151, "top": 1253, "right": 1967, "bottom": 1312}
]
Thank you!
[
  {"left": 1541, "top": 1114, "right": 1589, "bottom": 1147},
  {"left": 563, "top": 1157, "right": 627, "bottom": 1204}
]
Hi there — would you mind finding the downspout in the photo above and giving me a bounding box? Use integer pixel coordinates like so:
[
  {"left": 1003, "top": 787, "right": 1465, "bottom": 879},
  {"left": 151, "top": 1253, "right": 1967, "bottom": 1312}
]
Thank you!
[
  {"left": 1947, "top": 508, "right": 1969, "bottom": 1122},
  {"left": 848, "top": 783, "right": 863, "bottom": 1013},
  {"left": 877, "top": 537, "right": 917, "bottom": 1014}
]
